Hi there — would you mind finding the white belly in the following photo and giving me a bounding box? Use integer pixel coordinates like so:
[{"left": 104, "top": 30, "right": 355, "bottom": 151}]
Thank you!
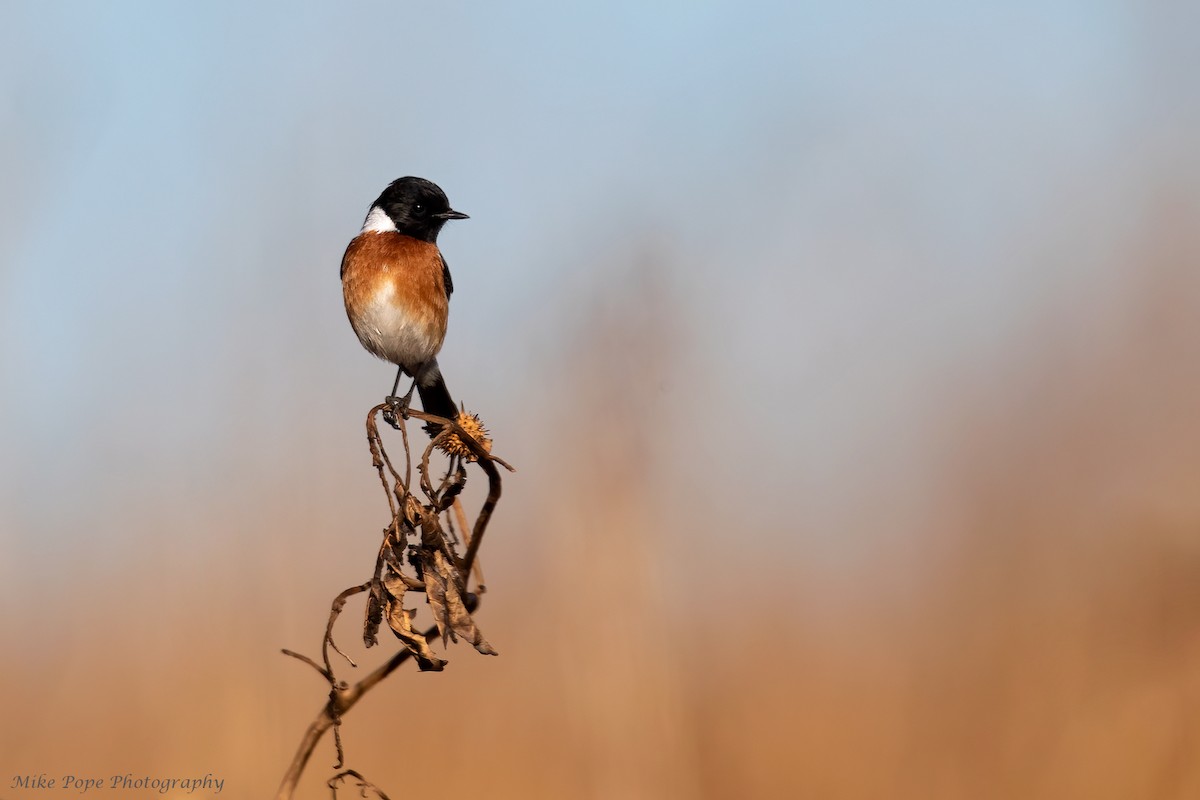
[{"left": 351, "top": 285, "right": 442, "bottom": 371}]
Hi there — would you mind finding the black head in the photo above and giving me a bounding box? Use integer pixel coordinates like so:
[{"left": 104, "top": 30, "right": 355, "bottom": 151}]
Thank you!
[{"left": 368, "top": 176, "right": 468, "bottom": 243}]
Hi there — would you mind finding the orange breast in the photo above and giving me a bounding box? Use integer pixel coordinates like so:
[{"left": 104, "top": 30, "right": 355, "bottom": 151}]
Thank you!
[{"left": 341, "top": 233, "right": 450, "bottom": 369}]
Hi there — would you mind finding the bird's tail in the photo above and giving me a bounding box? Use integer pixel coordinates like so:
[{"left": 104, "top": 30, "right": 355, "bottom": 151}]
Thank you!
[{"left": 416, "top": 361, "right": 457, "bottom": 434}]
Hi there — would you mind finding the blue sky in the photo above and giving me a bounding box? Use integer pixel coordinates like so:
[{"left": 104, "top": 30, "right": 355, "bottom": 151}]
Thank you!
[{"left": 0, "top": 0, "right": 1184, "bottom": 569}]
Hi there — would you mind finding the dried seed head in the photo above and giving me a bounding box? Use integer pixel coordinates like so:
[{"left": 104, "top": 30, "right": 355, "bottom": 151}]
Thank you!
[{"left": 438, "top": 411, "right": 493, "bottom": 461}]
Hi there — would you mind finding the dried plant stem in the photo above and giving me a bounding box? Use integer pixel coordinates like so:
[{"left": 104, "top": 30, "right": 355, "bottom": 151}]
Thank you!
[
  {"left": 277, "top": 402, "right": 509, "bottom": 800},
  {"left": 461, "top": 456, "right": 502, "bottom": 577},
  {"left": 329, "top": 768, "right": 392, "bottom": 800},
  {"left": 452, "top": 497, "right": 486, "bottom": 590},
  {"left": 279, "top": 594, "right": 479, "bottom": 800},
  {"left": 276, "top": 617, "right": 447, "bottom": 800},
  {"left": 324, "top": 584, "right": 369, "bottom": 673}
]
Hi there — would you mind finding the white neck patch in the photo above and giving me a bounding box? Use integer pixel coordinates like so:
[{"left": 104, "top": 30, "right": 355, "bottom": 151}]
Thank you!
[{"left": 361, "top": 206, "right": 397, "bottom": 233}]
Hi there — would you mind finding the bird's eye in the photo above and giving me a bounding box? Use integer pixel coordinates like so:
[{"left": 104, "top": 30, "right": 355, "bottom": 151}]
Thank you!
[{"left": 413, "top": 203, "right": 425, "bottom": 214}]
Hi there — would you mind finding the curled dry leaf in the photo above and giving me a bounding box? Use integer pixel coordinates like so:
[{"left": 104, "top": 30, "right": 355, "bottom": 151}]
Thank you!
[
  {"left": 363, "top": 584, "right": 384, "bottom": 648},
  {"left": 382, "top": 571, "right": 446, "bottom": 671},
  {"left": 421, "top": 549, "right": 498, "bottom": 656}
]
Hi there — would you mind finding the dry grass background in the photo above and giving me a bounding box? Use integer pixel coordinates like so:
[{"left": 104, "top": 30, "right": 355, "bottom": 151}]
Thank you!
[
  {"left": 4, "top": 186, "right": 1200, "bottom": 799},
  {"left": 3, "top": 6, "right": 1200, "bottom": 798}
]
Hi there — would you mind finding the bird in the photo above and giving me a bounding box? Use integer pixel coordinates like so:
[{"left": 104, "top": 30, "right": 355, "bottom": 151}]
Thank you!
[{"left": 340, "top": 177, "right": 468, "bottom": 431}]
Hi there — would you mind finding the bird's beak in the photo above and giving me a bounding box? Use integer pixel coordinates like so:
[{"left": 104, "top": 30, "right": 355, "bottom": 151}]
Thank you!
[{"left": 435, "top": 209, "right": 469, "bottom": 220}]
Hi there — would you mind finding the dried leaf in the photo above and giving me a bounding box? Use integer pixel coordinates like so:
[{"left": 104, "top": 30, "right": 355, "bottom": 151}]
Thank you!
[
  {"left": 385, "top": 537, "right": 407, "bottom": 574},
  {"left": 380, "top": 571, "right": 445, "bottom": 670},
  {"left": 402, "top": 496, "right": 423, "bottom": 528},
  {"left": 384, "top": 602, "right": 446, "bottom": 671},
  {"left": 382, "top": 570, "right": 407, "bottom": 600},
  {"left": 422, "top": 550, "right": 497, "bottom": 656},
  {"left": 363, "top": 583, "right": 383, "bottom": 649},
  {"left": 419, "top": 552, "right": 452, "bottom": 645}
]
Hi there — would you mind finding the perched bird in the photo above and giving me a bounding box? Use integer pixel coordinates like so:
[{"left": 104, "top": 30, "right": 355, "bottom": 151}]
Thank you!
[{"left": 340, "top": 177, "right": 468, "bottom": 428}]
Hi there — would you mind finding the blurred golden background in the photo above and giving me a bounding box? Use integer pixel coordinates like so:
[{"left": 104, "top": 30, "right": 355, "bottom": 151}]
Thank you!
[{"left": 2, "top": 2, "right": 1199, "bottom": 798}]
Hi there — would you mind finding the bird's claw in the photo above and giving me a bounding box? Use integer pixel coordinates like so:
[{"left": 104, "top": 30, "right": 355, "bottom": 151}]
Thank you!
[{"left": 383, "top": 395, "right": 410, "bottom": 429}]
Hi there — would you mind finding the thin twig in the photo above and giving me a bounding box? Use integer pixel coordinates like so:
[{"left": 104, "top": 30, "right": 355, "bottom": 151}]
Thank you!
[
  {"left": 281, "top": 649, "right": 331, "bottom": 681},
  {"left": 452, "top": 497, "right": 486, "bottom": 591},
  {"left": 398, "top": 410, "right": 412, "bottom": 510},
  {"left": 322, "top": 583, "right": 369, "bottom": 674},
  {"left": 329, "top": 769, "right": 392, "bottom": 800},
  {"left": 276, "top": 603, "right": 475, "bottom": 800},
  {"left": 366, "top": 409, "right": 399, "bottom": 523},
  {"left": 462, "top": 456, "right": 502, "bottom": 577}
]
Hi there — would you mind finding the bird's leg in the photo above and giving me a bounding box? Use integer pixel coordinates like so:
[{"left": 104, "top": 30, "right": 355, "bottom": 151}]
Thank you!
[
  {"left": 388, "top": 366, "right": 405, "bottom": 401},
  {"left": 384, "top": 367, "right": 417, "bottom": 428}
]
